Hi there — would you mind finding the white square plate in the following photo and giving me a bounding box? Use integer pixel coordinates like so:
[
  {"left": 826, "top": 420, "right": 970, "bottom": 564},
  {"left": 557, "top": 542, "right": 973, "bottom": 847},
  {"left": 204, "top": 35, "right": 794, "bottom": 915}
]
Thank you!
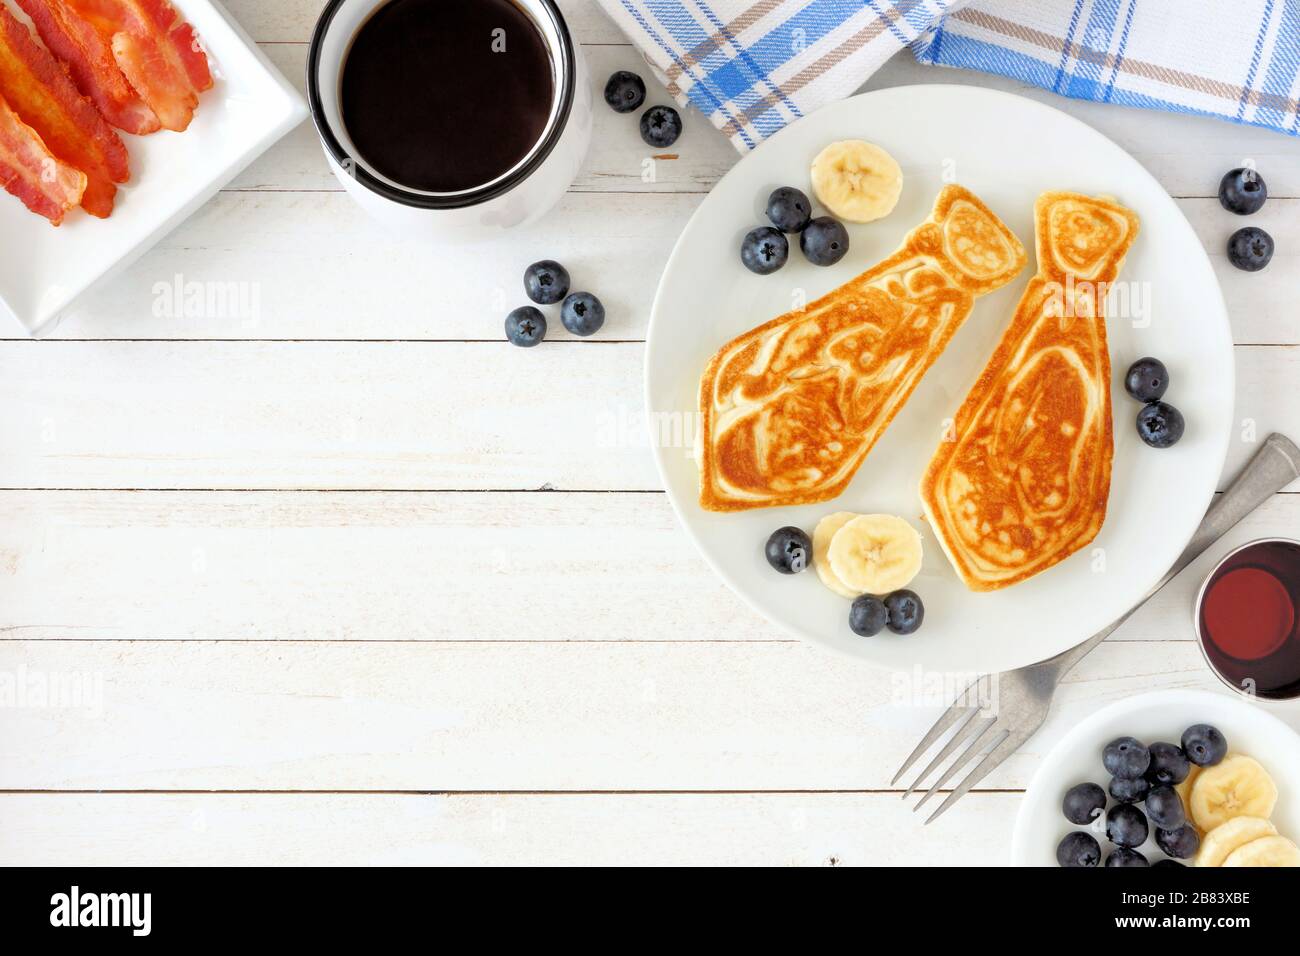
[{"left": 0, "top": 0, "right": 306, "bottom": 335}]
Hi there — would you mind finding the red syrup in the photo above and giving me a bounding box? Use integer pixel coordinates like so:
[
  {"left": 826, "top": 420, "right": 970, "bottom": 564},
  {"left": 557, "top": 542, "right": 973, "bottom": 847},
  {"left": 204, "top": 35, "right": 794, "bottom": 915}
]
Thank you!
[{"left": 1198, "top": 539, "right": 1300, "bottom": 700}]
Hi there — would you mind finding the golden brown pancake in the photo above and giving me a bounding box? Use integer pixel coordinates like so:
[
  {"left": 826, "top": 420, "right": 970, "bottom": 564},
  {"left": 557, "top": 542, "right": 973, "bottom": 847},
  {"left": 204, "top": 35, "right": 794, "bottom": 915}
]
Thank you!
[
  {"left": 920, "top": 192, "right": 1140, "bottom": 591},
  {"left": 697, "top": 185, "right": 1027, "bottom": 512}
]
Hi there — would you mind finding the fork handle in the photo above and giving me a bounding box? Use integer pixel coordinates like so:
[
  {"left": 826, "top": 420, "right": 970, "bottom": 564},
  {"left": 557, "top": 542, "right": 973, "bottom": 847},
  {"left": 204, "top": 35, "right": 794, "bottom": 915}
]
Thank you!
[{"left": 1046, "top": 433, "right": 1300, "bottom": 677}]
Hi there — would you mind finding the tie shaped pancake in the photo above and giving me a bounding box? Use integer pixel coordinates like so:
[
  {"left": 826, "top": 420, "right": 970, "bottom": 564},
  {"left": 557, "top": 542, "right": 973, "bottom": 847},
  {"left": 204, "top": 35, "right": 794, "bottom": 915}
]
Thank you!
[
  {"left": 697, "top": 185, "right": 1026, "bottom": 512},
  {"left": 920, "top": 192, "right": 1140, "bottom": 591}
]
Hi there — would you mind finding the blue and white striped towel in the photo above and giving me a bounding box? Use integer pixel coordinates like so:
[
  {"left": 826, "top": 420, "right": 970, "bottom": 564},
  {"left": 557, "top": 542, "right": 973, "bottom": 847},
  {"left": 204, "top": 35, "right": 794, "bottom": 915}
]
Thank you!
[{"left": 597, "top": 0, "right": 1300, "bottom": 152}]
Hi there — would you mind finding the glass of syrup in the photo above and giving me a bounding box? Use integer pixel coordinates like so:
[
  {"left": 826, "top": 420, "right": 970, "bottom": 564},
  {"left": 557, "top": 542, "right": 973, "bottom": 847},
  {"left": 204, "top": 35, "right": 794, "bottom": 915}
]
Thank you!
[{"left": 1195, "top": 538, "right": 1300, "bottom": 701}]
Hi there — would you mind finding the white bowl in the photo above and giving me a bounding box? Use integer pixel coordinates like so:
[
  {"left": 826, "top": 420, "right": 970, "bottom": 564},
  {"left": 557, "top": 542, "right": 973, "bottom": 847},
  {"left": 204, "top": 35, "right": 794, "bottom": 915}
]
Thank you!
[{"left": 1012, "top": 689, "right": 1300, "bottom": 866}]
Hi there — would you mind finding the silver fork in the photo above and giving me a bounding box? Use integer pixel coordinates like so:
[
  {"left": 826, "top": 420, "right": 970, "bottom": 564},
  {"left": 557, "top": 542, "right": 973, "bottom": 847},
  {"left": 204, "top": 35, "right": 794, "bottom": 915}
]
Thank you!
[{"left": 894, "top": 433, "right": 1300, "bottom": 824}]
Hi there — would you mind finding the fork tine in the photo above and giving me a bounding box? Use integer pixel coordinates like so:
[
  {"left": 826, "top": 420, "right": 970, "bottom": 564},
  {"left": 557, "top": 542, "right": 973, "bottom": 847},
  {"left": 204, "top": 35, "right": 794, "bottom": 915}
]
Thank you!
[
  {"left": 924, "top": 729, "right": 1016, "bottom": 825},
  {"left": 900, "top": 707, "right": 982, "bottom": 799},
  {"left": 890, "top": 675, "right": 989, "bottom": 785},
  {"left": 911, "top": 717, "right": 999, "bottom": 811}
]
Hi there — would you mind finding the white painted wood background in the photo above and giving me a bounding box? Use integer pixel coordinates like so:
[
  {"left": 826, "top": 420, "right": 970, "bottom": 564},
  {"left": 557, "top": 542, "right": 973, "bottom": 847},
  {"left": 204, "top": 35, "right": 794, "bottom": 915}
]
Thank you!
[{"left": 2, "top": 0, "right": 1299, "bottom": 866}]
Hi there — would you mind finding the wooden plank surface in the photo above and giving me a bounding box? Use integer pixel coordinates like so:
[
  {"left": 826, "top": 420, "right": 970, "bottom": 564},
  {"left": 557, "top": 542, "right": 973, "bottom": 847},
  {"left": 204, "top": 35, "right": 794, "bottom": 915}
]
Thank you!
[
  {"left": 0, "top": 792, "right": 1018, "bottom": 865},
  {"left": 0, "top": 488, "right": 1296, "bottom": 644},
  {"left": 4, "top": 638, "right": 1295, "bottom": 792}
]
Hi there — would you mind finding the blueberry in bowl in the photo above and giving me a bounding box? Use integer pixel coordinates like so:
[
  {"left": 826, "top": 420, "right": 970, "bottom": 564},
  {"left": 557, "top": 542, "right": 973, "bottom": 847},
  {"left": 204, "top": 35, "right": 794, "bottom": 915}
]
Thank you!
[
  {"left": 1056, "top": 831, "right": 1101, "bottom": 868},
  {"left": 1145, "top": 741, "right": 1190, "bottom": 786},
  {"left": 640, "top": 105, "right": 682, "bottom": 148},
  {"left": 1123, "top": 357, "right": 1168, "bottom": 403},
  {"left": 1145, "top": 785, "right": 1185, "bottom": 830},
  {"left": 504, "top": 306, "right": 546, "bottom": 347},
  {"left": 1106, "top": 803, "right": 1149, "bottom": 848},
  {"left": 765, "top": 526, "right": 811, "bottom": 574},
  {"left": 1155, "top": 823, "right": 1201, "bottom": 860},
  {"left": 740, "top": 226, "right": 789, "bottom": 275},
  {"left": 1227, "top": 226, "right": 1273, "bottom": 272},
  {"left": 1105, "top": 847, "right": 1149, "bottom": 868},
  {"left": 766, "top": 186, "right": 812, "bottom": 233},
  {"left": 1062, "top": 782, "right": 1106, "bottom": 825},
  {"left": 523, "top": 259, "right": 570, "bottom": 305},
  {"left": 1109, "top": 774, "right": 1149, "bottom": 805},
  {"left": 1218, "top": 167, "right": 1267, "bottom": 215},
  {"left": 560, "top": 292, "right": 605, "bottom": 337},
  {"left": 848, "top": 594, "right": 888, "bottom": 637},
  {"left": 800, "top": 216, "right": 849, "bottom": 267},
  {"left": 1136, "top": 401, "right": 1185, "bottom": 449},
  {"left": 603, "top": 70, "right": 646, "bottom": 114},
  {"left": 1102, "top": 736, "right": 1150, "bottom": 779},
  {"left": 1181, "top": 723, "right": 1228, "bottom": 767}
]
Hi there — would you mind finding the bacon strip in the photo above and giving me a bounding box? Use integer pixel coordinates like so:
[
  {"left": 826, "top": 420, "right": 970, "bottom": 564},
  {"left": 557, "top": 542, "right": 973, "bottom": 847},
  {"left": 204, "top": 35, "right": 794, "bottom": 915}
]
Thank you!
[
  {"left": 0, "top": 4, "right": 127, "bottom": 217},
  {"left": 15, "top": 0, "right": 160, "bottom": 134},
  {"left": 65, "top": 0, "right": 212, "bottom": 132},
  {"left": 0, "top": 89, "right": 86, "bottom": 224}
]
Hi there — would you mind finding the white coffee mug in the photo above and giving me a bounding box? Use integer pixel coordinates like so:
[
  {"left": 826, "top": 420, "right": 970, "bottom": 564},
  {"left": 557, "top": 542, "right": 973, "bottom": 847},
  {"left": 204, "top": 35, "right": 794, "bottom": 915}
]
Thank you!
[{"left": 307, "top": 0, "right": 592, "bottom": 238}]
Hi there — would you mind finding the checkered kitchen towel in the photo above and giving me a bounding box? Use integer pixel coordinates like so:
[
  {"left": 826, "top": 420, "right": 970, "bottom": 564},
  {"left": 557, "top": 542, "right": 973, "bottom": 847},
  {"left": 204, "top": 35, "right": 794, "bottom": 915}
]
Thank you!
[{"left": 597, "top": 0, "right": 1300, "bottom": 151}]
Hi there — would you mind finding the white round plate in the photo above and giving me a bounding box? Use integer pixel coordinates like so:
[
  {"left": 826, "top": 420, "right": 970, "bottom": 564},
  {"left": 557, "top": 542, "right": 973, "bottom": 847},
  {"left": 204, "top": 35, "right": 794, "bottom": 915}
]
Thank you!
[
  {"left": 645, "top": 85, "right": 1233, "bottom": 673},
  {"left": 1011, "top": 689, "right": 1300, "bottom": 866}
]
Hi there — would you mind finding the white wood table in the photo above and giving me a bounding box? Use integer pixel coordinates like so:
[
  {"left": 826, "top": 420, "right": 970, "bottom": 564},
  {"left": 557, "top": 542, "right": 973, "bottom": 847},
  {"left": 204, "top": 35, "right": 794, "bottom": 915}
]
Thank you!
[{"left": 2, "top": 0, "right": 1299, "bottom": 866}]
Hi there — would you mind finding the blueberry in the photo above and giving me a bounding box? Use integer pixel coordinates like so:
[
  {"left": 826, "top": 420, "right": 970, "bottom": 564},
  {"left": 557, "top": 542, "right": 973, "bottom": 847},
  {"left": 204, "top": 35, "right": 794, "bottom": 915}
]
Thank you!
[
  {"left": 1181, "top": 724, "right": 1228, "bottom": 767},
  {"left": 559, "top": 292, "right": 605, "bottom": 337},
  {"left": 1137, "top": 401, "right": 1185, "bottom": 449},
  {"left": 740, "top": 226, "right": 789, "bottom": 275},
  {"left": 1146, "top": 741, "right": 1191, "bottom": 786},
  {"left": 1152, "top": 858, "right": 1186, "bottom": 868},
  {"left": 1106, "top": 804, "right": 1149, "bottom": 848},
  {"left": 1106, "top": 847, "right": 1149, "bottom": 867},
  {"left": 640, "top": 105, "right": 682, "bottom": 148},
  {"left": 603, "top": 70, "right": 646, "bottom": 114},
  {"left": 800, "top": 216, "right": 849, "bottom": 267},
  {"left": 1103, "top": 736, "right": 1151, "bottom": 779},
  {"left": 766, "top": 186, "right": 812, "bottom": 233},
  {"left": 1227, "top": 226, "right": 1274, "bottom": 272},
  {"left": 523, "top": 259, "right": 570, "bottom": 305},
  {"left": 1145, "top": 786, "right": 1186, "bottom": 830},
  {"left": 1109, "top": 775, "right": 1150, "bottom": 805},
  {"left": 849, "top": 594, "right": 888, "bottom": 637},
  {"left": 504, "top": 306, "right": 546, "bottom": 347},
  {"left": 884, "top": 589, "right": 924, "bottom": 635},
  {"left": 1062, "top": 782, "right": 1107, "bottom": 825},
  {"left": 1155, "top": 823, "right": 1201, "bottom": 860},
  {"left": 765, "top": 526, "right": 810, "bottom": 574},
  {"left": 1218, "top": 167, "right": 1267, "bottom": 215},
  {"left": 1124, "top": 357, "right": 1169, "bottom": 403},
  {"left": 1056, "top": 831, "right": 1101, "bottom": 868}
]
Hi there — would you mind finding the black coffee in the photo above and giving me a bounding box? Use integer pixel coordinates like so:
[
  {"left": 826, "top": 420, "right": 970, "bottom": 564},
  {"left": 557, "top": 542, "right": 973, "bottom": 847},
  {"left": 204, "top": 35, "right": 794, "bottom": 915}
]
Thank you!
[{"left": 340, "top": 0, "right": 554, "bottom": 193}]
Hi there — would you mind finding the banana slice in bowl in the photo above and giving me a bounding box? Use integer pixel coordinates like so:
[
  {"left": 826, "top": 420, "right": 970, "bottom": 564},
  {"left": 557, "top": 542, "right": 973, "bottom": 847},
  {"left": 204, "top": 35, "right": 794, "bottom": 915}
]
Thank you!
[
  {"left": 1222, "top": 835, "right": 1300, "bottom": 867},
  {"left": 1195, "top": 816, "right": 1277, "bottom": 867},
  {"left": 809, "top": 140, "right": 903, "bottom": 223},
  {"left": 1189, "top": 753, "right": 1279, "bottom": 832}
]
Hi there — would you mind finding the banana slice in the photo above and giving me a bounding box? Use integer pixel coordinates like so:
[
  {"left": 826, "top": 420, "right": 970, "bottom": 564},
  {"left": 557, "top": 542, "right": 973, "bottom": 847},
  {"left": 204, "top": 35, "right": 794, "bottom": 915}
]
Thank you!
[
  {"left": 1175, "top": 764, "right": 1201, "bottom": 824},
  {"left": 1195, "top": 816, "right": 1277, "bottom": 867},
  {"left": 1189, "top": 754, "right": 1279, "bottom": 832},
  {"left": 813, "top": 512, "right": 862, "bottom": 598},
  {"left": 809, "top": 140, "right": 903, "bottom": 223},
  {"left": 827, "top": 514, "right": 922, "bottom": 594},
  {"left": 1221, "top": 835, "right": 1300, "bottom": 867}
]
